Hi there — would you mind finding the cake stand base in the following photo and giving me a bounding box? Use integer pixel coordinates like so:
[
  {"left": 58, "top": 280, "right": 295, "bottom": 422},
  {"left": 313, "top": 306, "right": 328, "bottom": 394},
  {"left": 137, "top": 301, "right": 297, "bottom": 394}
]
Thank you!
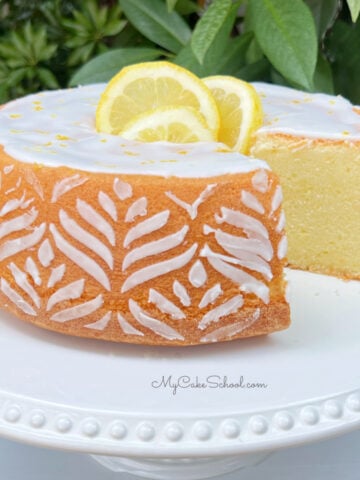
[
  {"left": 0, "top": 270, "right": 360, "bottom": 477},
  {"left": 91, "top": 452, "right": 270, "bottom": 480}
]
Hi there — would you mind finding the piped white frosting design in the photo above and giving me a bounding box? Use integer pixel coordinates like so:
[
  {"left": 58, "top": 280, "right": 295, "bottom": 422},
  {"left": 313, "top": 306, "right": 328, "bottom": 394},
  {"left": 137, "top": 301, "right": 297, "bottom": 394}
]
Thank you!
[
  {"left": 0, "top": 161, "right": 288, "bottom": 343},
  {"left": 254, "top": 82, "right": 360, "bottom": 140},
  {"left": 0, "top": 84, "right": 267, "bottom": 177}
]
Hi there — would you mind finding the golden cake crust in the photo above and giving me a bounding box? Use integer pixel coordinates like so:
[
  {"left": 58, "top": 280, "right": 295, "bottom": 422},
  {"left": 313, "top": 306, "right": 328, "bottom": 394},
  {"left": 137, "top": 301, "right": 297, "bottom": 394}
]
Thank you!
[{"left": 0, "top": 146, "right": 290, "bottom": 345}]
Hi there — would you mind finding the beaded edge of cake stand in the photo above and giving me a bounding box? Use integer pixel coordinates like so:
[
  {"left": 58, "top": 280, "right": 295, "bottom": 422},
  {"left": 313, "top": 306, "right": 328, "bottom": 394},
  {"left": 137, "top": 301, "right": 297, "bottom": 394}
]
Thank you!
[{"left": 0, "top": 388, "right": 359, "bottom": 455}]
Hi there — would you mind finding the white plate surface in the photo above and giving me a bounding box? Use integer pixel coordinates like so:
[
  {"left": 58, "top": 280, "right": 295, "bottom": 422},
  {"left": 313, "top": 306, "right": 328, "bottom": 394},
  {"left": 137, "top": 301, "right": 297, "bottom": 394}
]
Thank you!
[{"left": 0, "top": 268, "right": 359, "bottom": 457}]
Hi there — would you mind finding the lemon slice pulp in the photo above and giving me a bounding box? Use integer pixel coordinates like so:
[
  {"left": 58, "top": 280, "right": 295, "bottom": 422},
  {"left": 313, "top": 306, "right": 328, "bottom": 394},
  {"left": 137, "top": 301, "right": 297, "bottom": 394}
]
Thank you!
[
  {"left": 119, "top": 106, "right": 215, "bottom": 143},
  {"left": 203, "top": 75, "right": 263, "bottom": 153},
  {"left": 96, "top": 61, "right": 219, "bottom": 137}
]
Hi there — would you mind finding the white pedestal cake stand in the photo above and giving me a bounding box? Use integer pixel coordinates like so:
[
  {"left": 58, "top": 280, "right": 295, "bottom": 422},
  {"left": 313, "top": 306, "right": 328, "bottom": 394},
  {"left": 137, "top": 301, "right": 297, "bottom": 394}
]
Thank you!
[{"left": 0, "top": 268, "right": 359, "bottom": 480}]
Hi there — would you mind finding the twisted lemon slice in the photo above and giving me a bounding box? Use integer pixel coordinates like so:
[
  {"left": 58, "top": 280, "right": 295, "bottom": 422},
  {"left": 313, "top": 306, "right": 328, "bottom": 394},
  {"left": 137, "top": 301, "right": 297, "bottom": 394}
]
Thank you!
[{"left": 203, "top": 75, "right": 263, "bottom": 153}]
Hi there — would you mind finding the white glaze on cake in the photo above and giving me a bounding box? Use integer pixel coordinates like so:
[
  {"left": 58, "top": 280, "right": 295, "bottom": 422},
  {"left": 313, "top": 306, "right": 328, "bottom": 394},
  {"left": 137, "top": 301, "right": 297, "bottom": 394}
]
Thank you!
[
  {"left": 49, "top": 223, "right": 111, "bottom": 290},
  {"left": 38, "top": 239, "right": 54, "bottom": 267},
  {"left": 59, "top": 209, "right": 114, "bottom": 269},
  {"left": 165, "top": 184, "right": 217, "bottom": 219},
  {"left": 85, "top": 311, "right": 112, "bottom": 331},
  {"left": 0, "top": 85, "right": 268, "bottom": 177},
  {"left": 270, "top": 186, "right": 283, "bottom": 215},
  {"left": 148, "top": 288, "right": 185, "bottom": 320},
  {"left": 25, "top": 257, "right": 41, "bottom": 286},
  {"left": 47, "top": 264, "right": 65, "bottom": 288},
  {"left": 203, "top": 224, "right": 273, "bottom": 261},
  {"left": 172, "top": 280, "right": 191, "bottom": 307},
  {"left": 1, "top": 277, "right": 36, "bottom": 315},
  {"left": 98, "top": 191, "right": 117, "bottom": 221},
  {"left": 50, "top": 294, "right": 104, "bottom": 323},
  {"left": 77, "top": 199, "right": 115, "bottom": 246},
  {"left": 198, "top": 295, "right": 244, "bottom": 330},
  {"left": 0, "top": 223, "right": 46, "bottom": 262},
  {"left": 123, "top": 210, "right": 170, "bottom": 248},
  {"left": 251, "top": 169, "right": 269, "bottom": 193},
  {"left": 117, "top": 312, "right": 144, "bottom": 336},
  {"left": 8, "top": 262, "right": 40, "bottom": 308},
  {"left": 241, "top": 190, "right": 265, "bottom": 214},
  {"left": 122, "top": 225, "right": 189, "bottom": 272},
  {"left": 46, "top": 278, "right": 84, "bottom": 311},
  {"left": 128, "top": 299, "right": 184, "bottom": 341},
  {"left": 125, "top": 197, "right": 147, "bottom": 223},
  {"left": 188, "top": 260, "right": 207, "bottom": 287},
  {"left": 0, "top": 94, "right": 289, "bottom": 343},
  {"left": 200, "top": 308, "right": 261, "bottom": 343},
  {"left": 121, "top": 243, "right": 198, "bottom": 293},
  {"left": 198, "top": 283, "right": 223, "bottom": 309},
  {"left": 254, "top": 82, "right": 360, "bottom": 140},
  {"left": 51, "top": 175, "right": 88, "bottom": 203},
  {"left": 0, "top": 207, "right": 38, "bottom": 239}
]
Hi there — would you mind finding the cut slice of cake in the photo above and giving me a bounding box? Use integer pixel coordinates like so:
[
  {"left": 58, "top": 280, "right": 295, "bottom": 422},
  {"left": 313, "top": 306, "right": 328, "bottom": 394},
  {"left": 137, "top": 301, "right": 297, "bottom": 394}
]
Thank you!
[
  {"left": 252, "top": 83, "right": 360, "bottom": 280},
  {"left": 0, "top": 85, "right": 290, "bottom": 345}
]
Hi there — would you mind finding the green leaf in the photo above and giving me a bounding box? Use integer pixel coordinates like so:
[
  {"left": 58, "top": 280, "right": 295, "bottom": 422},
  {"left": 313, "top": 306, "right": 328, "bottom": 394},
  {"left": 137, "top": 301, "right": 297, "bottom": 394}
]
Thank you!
[
  {"left": 112, "top": 23, "right": 154, "bottom": 48},
  {"left": 200, "top": 0, "right": 242, "bottom": 67},
  {"left": 174, "top": 45, "right": 208, "bottom": 76},
  {"left": 41, "top": 44, "right": 58, "bottom": 62},
  {"left": 23, "top": 22, "right": 33, "bottom": 45},
  {"left": 67, "top": 43, "right": 95, "bottom": 66},
  {"left": 37, "top": 67, "right": 60, "bottom": 89},
  {"left": 97, "top": 4, "right": 109, "bottom": 28},
  {"left": 313, "top": 53, "right": 334, "bottom": 94},
  {"left": 247, "top": 0, "right": 318, "bottom": 90},
  {"left": 0, "top": 42, "right": 24, "bottom": 61},
  {"left": 167, "top": 0, "right": 179, "bottom": 12},
  {"left": 190, "top": 0, "right": 233, "bottom": 65},
  {"left": 0, "top": 62, "right": 9, "bottom": 83},
  {"left": 31, "top": 27, "right": 47, "bottom": 59},
  {"left": 103, "top": 19, "right": 126, "bottom": 36},
  {"left": 0, "top": 84, "right": 8, "bottom": 103},
  {"left": 10, "top": 31, "right": 29, "bottom": 58},
  {"left": 62, "top": 18, "right": 85, "bottom": 33},
  {"left": 25, "top": 67, "right": 37, "bottom": 81},
  {"left": 175, "top": 33, "right": 251, "bottom": 77},
  {"left": 245, "top": 37, "right": 264, "bottom": 64},
  {"left": 176, "top": 0, "right": 243, "bottom": 75},
  {"left": 70, "top": 47, "right": 163, "bottom": 86},
  {"left": 236, "top": 58, "right": 271, "bottom": 81},
  {"left": 216, "top": 32, "right": 254, "bottom": 75},
  {"left": 326, "top": 19, "right": 360, "bottom": 103},
  {"left": 7, "top": 59, "right": 28, "bottom": 69},
  {"left": 119, "top": 0, "right": 191, "bottom": 53},
  {"left": 7, "top": 68, "right": 28, "bottom": 88},
  {"left": 304, "top": 0, "right": 341, "bottom": 39},
  {"left": 174, "top": 0, "right": 199, "bottom": 15},
  {"left": 347, "top": 0, "right": 360, "bottom": 22}
]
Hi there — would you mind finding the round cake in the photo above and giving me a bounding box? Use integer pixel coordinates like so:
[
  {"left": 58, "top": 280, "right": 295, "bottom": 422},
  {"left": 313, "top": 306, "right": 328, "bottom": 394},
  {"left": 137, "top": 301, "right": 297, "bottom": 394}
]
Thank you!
[{"left": 0, "top": 84, "right": 290, "bottom": 346}]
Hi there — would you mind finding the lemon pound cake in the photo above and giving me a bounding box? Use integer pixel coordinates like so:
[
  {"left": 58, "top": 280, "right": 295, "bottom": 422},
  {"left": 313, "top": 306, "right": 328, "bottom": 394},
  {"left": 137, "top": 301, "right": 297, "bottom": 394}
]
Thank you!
[
  {"left": 0, "top": 85, "right": 290, "bottom": 345},
  {"left": 252, "top": 83, "right": 360, "bottom": 280}
]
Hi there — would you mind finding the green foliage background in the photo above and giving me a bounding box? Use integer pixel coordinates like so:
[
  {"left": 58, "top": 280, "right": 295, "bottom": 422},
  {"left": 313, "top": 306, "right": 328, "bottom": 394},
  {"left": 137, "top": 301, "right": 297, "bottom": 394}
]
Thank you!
[{"left": 0, "top": 0, "right": 360, "bottom": 103}]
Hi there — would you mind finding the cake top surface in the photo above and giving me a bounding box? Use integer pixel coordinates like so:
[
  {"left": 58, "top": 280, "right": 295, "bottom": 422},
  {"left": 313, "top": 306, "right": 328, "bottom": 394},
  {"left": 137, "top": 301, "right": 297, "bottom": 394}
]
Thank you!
[
  {"left": 0, "top": 84, "right": 267, "bottom": 177},
  {"left": 1, "top": 82, "right": 359, "bottom": 175},
  {"left": 255, "top": 82, "right": 360, "bottom": 140}
]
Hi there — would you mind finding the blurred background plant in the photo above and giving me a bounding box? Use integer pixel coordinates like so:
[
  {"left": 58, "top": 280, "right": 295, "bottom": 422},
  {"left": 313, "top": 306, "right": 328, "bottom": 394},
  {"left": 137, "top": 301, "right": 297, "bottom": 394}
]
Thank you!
[{"left": 0, "top": 0, "right": 360, "bottom": 103}]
